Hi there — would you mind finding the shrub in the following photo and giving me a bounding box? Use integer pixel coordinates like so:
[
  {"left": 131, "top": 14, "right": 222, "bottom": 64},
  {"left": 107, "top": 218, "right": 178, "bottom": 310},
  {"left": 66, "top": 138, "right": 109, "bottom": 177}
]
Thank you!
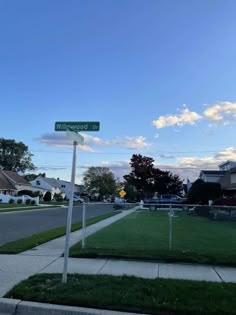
[
  {"left": 25, "top": 199, "right": 31, "bottom": 205},
  {"left": 43, "top": 191, "right": 52, "bottom": 202},
  {"left": 53, "top": 193, "right": 64, "bottom": 202},
  {"left": 31, "top": 200, "right": 36, "bottom": 205},
  {"left": 213, "top": 198, "right": 236, "bottom": 206},
  {"left": 17, "top": 199, "right": 23, "bottom": 204},
  {"left": 9, "top": 198, "right": 15, "bottom": 204},
  {"left": 188, "top": 181, "right": 221, "bottom": 204}
]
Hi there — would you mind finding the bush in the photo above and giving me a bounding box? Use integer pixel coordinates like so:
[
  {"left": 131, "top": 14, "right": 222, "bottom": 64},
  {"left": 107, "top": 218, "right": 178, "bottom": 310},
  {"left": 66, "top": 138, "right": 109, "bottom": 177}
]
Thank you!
[
  {"left": 25, "top": 199, "right": 31, "bottom": 205},
  {"left": 53, "top": 193, "right": 64, "bottom": 202},
  {"left": 31, "top": 200, "right": 36, "bottom": 205},
  {"left": 188, "top": 181, "right": 221, "bottom": 204},
  {"left": 213, "top": 198, "right": 236, "bottom": 206},
  {"left": 9, "top": 198, "right": 15, "bottom": 204},
  {"left": 43, "top": 191, "right": 52, "bottom": 202},
  {"left": 17, "top": 199, "right": 23, "bottom": 204}
]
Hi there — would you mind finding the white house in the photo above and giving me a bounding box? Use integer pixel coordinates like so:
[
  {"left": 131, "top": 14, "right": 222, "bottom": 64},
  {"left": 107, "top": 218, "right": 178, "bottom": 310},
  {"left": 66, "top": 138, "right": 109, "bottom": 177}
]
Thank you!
[
  {"left": 31, "top": 176, "right": 84, "bottom": 199},
  {"left": 31, "top": 176, "right": 62, "bottom": 198},
  {"left": 56, "top": 179, "right": 83, "bottom": 199}
]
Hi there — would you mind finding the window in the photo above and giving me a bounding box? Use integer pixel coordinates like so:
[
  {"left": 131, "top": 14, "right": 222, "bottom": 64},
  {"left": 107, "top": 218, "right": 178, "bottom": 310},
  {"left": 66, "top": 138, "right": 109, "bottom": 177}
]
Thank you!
[{"left": 36, "top": 180, "right": 40, "bottom": 185}]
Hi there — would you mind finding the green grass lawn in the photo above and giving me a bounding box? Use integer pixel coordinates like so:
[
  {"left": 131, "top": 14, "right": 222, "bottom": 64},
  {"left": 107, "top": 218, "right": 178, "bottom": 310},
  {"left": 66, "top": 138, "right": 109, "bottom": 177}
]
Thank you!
[
  {"left": 70, "top": 211, "right": 236, "bottom": 266},
  {"left": 5, "top": 273, "right": 236, "bottom": 315},
  {"left": 0, "top": 211, "right": 120, "bottom": 254}
]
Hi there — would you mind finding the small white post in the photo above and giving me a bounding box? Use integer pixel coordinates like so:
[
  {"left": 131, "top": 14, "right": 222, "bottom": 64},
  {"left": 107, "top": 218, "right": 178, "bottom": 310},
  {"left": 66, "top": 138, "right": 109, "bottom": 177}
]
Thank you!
[
  {"left": 169, "top": 204, "right": 173, "bottom": 251},
  {"left": 62, "top": 141, "right": 77, "bottom": 284},
  {"left": 82, "top": 202, "right": 87, "bottom": 249},
  {"left": 140, "top": 200, "right": 144, "bottom": 209}
]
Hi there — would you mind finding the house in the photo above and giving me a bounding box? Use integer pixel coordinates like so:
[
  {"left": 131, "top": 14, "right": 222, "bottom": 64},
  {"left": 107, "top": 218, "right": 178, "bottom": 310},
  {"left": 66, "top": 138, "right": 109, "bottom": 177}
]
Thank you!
[
  {"left": 57, "top": 179, "right": 84, "bottom": 199},
  {"left": 30, "top": 176, "right": 62, "bottom": 198},
  {"left": 218, "top": 167, "right": 236, "bottom": 197},
  {"left": 31, "top": 176, "right": 84, "bottom": 199},
  {"left": 0, "top": 170, "right": 32, "bottom": 195},
  {"left": 199, "top": 160, "right": 236, "bottom": 197},
  {"left": 199, "top": 170, "right": 226, "bottom": 183},
  {"left": 219, "top": 160, "right": 236, "bottom": 171}
]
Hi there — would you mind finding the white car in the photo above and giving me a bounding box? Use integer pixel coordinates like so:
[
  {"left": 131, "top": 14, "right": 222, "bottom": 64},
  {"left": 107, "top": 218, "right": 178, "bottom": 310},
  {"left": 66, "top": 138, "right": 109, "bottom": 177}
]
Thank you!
[{"left": 73, "top": 196, "right": 84, "bottom": 203}]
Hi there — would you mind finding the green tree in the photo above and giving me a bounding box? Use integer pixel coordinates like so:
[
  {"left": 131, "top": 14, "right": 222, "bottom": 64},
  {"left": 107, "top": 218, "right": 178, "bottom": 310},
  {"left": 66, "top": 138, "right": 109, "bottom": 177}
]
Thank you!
[
  {"left": 43, "top": 191, "right": 52, "bottom": 202},
  {"left": 187, "top": 179, "right": 221, "bottom": 204},
  {"left": 83, "top": 167, "right": 117, "bottom": 200},
  {"left": 123, "top": 154, "right": 155, "bottom": 198},
  {"left": 123, "top": 183, "right": 139, "bottom": 202},
  {"left": 0, "top": 138, "right": 35, "bottom": 172},
  {"left": 124, "top": 154, "right": 183, "bottom": 198}
]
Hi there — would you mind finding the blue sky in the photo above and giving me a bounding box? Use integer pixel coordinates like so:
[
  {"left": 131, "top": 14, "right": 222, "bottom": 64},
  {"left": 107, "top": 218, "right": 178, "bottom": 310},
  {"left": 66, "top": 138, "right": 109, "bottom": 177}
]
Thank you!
[{"left": 1, "top": 0, "right": 236, "bottom": 184}]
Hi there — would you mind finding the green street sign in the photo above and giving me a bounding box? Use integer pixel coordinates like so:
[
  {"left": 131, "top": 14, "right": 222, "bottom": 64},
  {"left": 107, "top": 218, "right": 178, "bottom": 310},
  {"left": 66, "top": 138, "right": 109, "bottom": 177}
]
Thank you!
[
  {"left": 66, "top": 129, "right": 84, "bottom": 145},
  {"left": 55, "top": 121, "right": 100, "bottom": 132}
]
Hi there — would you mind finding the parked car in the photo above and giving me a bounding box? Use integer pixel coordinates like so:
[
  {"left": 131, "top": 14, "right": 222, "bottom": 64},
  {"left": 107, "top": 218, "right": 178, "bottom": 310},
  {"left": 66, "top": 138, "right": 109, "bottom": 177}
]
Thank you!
[
  {"left": 73, "top": 196, "right": 84, "bottom": 203},
  {"left": 144, "top": 194, "right": 186, "bottom": 210}
]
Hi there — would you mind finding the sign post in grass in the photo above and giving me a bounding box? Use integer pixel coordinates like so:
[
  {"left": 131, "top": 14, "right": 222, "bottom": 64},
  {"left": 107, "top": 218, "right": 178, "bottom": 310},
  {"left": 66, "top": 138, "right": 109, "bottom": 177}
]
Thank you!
[
  {"left": 55, "top": 122, "right": 100, "bottom": 284},
  {"left": 82, "top": 202, "right": 87, "bottom": 248},
  {"left": 168, "top": 204, "right": 173, "bottom": 251}
]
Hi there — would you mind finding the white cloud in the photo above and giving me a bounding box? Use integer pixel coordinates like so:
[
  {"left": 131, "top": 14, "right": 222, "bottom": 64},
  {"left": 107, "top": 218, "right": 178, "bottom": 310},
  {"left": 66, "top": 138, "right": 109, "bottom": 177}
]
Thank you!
[
  {"left": 152, "top": 108, "right": 202, "bottom": 129},
  {"left": 37, "top": 133, "right": 151, "bottom": 151},
  {"left": 203, "top": 101, "right": 236, "bottom": 125},
  {"left": 121, "top": 136, "right": 151, "bottom": 150},
  {"left": 36, "top": 133, "right": 94, "bottom": 151},
  {"left": 153, "top": 147, "right": 236, "bottom": 182}
]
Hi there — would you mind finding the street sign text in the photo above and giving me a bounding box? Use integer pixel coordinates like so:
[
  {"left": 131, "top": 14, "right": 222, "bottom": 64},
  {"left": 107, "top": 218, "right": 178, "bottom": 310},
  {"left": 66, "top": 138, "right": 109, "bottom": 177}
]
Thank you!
[{"left": 55, "top": 121, "right": 100, "bottom": 132}]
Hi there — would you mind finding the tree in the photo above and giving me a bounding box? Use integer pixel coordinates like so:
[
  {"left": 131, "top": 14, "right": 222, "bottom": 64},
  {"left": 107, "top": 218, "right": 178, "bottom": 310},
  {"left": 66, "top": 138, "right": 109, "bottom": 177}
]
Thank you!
[
  {"left": 124, "top": 154, "right": 183, "bottom": 198},
  {"left": 43, "top": 191, "right": 52, "bottom": 202},
  {"left": 123, "top": 154, "right": 156, "bottom": 198},
  {"left": 187, "top": 180, "right": 221, "bottom": 204},
  {"left": 123, "top": 183, "right": 139, "bottom": 202},
  {"left": 0, "top": 138, "right": 35, "bottom": 172},
  {"left": 83, "top": 167, "right": 117, "bottom": 200}
]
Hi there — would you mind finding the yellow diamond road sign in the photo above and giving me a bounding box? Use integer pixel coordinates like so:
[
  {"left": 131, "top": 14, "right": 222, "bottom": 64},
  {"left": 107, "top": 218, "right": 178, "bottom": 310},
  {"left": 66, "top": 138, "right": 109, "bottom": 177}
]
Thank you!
[{"left": 119, "top": 190, "right": 126, "bottom": 198}]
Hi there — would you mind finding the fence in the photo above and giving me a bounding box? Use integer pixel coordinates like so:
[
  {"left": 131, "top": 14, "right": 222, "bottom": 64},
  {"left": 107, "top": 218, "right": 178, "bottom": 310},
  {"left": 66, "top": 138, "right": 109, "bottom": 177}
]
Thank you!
[
  {"left": 0, "top": 193, "right": 39, "bottom": 205},
  {"left": 76, "top": 202, "right": 236, "bottom": 266}
]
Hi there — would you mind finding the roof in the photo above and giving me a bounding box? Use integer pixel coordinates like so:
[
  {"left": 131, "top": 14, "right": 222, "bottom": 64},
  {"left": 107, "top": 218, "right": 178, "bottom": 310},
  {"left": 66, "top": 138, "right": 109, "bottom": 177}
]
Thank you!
[
  {"left": 200, "top": 170, "right": 226, "bottom": 175},
  {"left": 218, "top": 160, "right": 236, "bottom": 167},
  {"left": 1, "top": 170, "right": 31, "bottom": 185},
  {"left": 39, "top": 176, "right": 61, "bottom": 188},
  {"left": 0, "top": 171, "right": 17, "bottom": 190}
]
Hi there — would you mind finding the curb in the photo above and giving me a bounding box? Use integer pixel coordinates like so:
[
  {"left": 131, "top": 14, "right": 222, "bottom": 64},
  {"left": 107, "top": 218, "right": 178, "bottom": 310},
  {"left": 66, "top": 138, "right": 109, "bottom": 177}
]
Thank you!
[
  {"left": 0, "top": 298, "right": 149, "bottom": 315},
  {"left": 0, "top": 298, "right": 21, "bottom": 314}
]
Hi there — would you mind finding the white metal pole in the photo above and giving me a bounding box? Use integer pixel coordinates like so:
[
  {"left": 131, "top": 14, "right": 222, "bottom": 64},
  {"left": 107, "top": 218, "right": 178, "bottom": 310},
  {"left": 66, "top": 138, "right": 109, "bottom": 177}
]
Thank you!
[
  {"left": 82, "top": 202, "right": 86, "bottom": 248},
  {"left": 62, "top": 141, "right": 77, "bottom": 284},
  {"left": 169, "top": 204, "right": 173, "bottom": 251}
]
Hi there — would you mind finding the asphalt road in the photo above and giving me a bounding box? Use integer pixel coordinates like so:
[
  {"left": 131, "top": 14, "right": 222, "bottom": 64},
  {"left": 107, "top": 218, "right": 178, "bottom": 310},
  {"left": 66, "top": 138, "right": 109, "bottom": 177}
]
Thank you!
[{"left": 0, "top": 203, "right": 115, "bottom": 245}]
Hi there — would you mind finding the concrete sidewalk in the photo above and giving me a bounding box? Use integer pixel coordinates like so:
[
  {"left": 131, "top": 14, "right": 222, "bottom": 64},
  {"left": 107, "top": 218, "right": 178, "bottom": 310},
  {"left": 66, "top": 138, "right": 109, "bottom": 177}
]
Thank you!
[{"left": 1, "top": 207, "right": 236, "bottom": 314}]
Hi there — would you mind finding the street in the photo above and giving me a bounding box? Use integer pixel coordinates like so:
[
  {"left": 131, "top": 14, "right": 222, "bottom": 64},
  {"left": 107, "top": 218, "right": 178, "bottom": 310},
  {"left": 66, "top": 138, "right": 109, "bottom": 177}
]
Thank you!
[{"left": 0, "top": 203, "right": 115, "bottom": 245}]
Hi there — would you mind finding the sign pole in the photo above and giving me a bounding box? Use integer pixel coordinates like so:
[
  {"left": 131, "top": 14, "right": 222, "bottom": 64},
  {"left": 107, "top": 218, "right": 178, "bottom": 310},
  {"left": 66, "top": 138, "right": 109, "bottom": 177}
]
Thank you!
[
  {"left": 62, "top": 140, "right": 77, "bottom": 284},
  {"left": 82, "top": 202, "right": 86, "bottom": 248}
]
